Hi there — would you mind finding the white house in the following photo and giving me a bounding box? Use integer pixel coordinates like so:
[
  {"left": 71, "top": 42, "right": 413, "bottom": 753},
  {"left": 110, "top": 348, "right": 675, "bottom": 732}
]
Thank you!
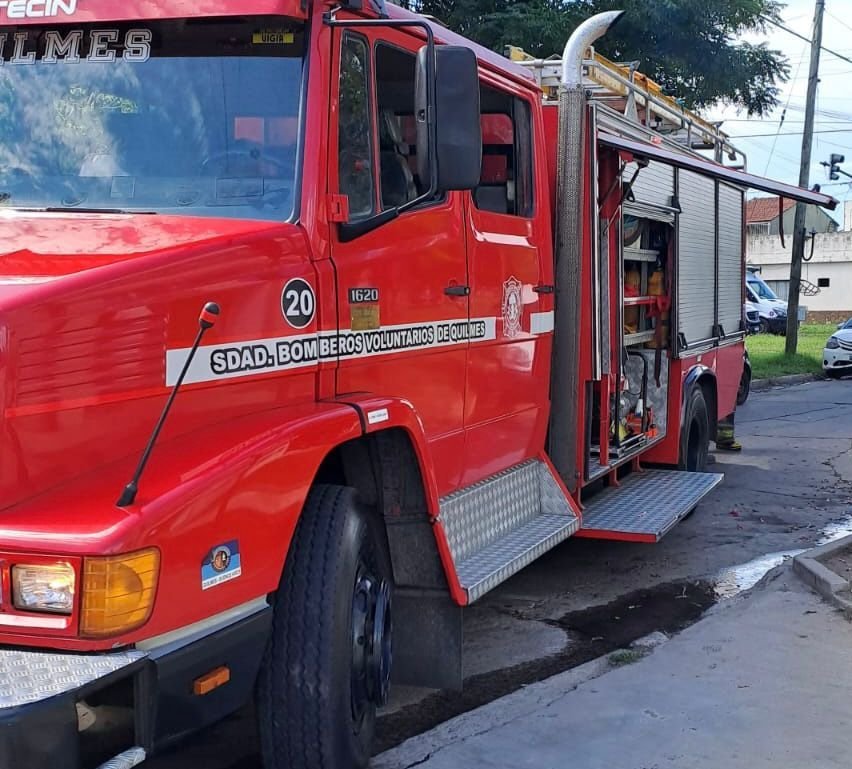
[{"left": 746, "top": 200, "right": 852, "bottom": 321}]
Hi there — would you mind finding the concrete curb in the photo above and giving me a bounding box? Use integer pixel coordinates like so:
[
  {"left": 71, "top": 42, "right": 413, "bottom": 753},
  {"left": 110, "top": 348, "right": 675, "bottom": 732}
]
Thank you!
[
  {"left": 372, "top": 637, "right": 669, "bottom": 769},
  {"left": 752, "top": 373, "right": 820, "bottom": 391},
  {"left": 793, "top": 533, "right": 852, "bottom": 618}
]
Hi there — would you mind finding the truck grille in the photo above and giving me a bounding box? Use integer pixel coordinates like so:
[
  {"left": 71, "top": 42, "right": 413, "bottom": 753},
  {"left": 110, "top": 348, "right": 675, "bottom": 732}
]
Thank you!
[
  {"left": 838, "top": 338, "right": 852, "bottom": 352},
  {"left": 746, "top": 310, "right": 759, "bottom": 323}
]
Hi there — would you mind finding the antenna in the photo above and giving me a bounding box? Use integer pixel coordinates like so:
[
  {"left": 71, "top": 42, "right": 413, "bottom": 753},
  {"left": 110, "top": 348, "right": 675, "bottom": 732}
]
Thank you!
[{"left": 117, "top": 302, "right": 220, "bottom": 507}]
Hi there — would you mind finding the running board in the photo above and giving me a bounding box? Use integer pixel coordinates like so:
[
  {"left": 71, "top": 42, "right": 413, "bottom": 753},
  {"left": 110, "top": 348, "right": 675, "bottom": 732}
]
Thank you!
[
  {"left": 577, "top": 469, "right": 723, "bottom": 542},
  {"left": 438, "top": 459, "right": 580, "bottom": 604}
]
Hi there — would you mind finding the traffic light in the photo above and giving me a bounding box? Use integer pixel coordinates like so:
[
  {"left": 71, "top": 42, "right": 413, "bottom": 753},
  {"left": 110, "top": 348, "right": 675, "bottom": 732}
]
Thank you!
[{"left": 829, "top": 153, "right": 845, "bottom": 180}]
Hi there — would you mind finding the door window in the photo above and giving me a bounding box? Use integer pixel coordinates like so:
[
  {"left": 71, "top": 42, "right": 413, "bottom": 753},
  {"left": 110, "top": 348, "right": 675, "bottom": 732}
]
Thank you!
[
  {"left": 338, "top": 33, "right": 375, "bottom": 219},
  {"left": 474, "top": 85, "right": 534, "bottom": 217}
]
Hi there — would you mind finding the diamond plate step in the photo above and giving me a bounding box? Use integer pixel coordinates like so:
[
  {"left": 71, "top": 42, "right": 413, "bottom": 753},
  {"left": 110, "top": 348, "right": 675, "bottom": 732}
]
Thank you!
[
  {"left": 577, "top": 469, "right": 723, "bottom": 542},
  {"left": 96, "top": 748, "right": 147, "bottom": 769},
  {"left": 0, "top": 647, "right": 146, "bottom": 709},
  {"left": 440, "top": 459, "right": 580, "bottom": 603}
]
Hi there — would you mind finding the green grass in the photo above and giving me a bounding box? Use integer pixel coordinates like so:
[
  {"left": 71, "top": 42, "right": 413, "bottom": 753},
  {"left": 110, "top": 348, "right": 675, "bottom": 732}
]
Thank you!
[{"left": 746, "top": 323, "right": 834, "bottom": 380}]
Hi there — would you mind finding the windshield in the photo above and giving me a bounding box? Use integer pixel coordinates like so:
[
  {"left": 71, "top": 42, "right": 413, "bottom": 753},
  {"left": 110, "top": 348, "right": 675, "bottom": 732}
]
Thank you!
[
  {"left": 746, "top": 275, "right": 778, "bottom": 301},
  {"left": 0, "top": 19, "right": 304, "bottom": 222}
]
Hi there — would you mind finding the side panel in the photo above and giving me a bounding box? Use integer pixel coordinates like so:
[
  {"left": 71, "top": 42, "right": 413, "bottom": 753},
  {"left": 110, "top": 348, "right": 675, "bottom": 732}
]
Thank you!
[
  {"left": 715, "top": 342, "right": 743, "bottom": 418},
  {"left": 462, "top": 79, "right": 553, "bottom": 485},
  {"left": 717, "top": 183, "right": 745, "bottom": 336},
  {"left": 677, "top": 170, "right": 716, "bottom": 346}
]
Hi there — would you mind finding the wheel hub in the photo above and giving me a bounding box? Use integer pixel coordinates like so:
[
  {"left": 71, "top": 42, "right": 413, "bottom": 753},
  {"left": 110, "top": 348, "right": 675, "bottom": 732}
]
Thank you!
[{"left": 351, "top": 567, "right": 392, "bottom": 722}]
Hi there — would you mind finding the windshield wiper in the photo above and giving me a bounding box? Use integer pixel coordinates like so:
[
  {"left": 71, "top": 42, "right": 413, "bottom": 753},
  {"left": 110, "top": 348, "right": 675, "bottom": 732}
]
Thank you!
[
  {"left": 45, "top": 206, "right": 158, "bottom": 215},
  {"left": 0, "top": 205, "right": 157, "bottom": 215}
]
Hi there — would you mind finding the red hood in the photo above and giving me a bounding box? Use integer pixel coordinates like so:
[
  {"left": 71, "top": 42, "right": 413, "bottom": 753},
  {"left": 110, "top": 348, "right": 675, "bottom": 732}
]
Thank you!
[
  {"left": 0, "top": 209, "right": 313, "bottom": 515},
  {"left": 0, "top": 210, "right": 282, "bottom": 294}
]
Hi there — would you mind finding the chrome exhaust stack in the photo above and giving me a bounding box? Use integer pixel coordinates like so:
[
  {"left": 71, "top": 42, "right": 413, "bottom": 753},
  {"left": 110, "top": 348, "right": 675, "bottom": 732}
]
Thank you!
[{"left": 549, "top": 11, "right": 623, "bottom": 490}]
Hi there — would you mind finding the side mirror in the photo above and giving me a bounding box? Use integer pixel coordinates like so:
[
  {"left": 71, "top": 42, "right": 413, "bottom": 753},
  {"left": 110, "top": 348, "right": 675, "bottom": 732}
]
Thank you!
[{"left": 415, "top": 45, "right": 482, "bottom": 192}]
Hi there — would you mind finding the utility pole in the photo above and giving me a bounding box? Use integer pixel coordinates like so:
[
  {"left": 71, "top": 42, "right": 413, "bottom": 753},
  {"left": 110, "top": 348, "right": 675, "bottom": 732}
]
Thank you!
[{"left": 786, "top": 0, "right": 824, "bottom": 353}]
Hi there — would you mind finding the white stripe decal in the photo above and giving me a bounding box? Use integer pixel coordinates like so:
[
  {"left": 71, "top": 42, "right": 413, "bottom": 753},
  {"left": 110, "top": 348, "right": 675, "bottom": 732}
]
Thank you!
[
  {"left": 530, "top": 311, "right": 555, "bottom": 335},
  {"left": 167, "top": 317, "right": 498, "bottom": 386},
  {"left": 137, "top": 596, "right": 269, "bottom": 655}
]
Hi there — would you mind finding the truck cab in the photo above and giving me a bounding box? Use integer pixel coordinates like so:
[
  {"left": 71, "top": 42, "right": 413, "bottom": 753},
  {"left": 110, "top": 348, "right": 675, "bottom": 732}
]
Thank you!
[{"left": 0, "top": 2, "right": 835, "bottom": 769}]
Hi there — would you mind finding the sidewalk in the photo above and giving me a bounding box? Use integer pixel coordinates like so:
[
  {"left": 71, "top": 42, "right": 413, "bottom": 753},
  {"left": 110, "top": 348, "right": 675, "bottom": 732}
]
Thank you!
[{"left": 375, "top": 566, "right": 852, "bottom": 769}]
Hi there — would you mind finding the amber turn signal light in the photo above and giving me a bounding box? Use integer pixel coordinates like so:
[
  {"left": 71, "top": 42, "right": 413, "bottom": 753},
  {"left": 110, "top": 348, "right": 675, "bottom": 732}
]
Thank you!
[{"left": 80, "top": 548, "right": 160, "bottom": 638}]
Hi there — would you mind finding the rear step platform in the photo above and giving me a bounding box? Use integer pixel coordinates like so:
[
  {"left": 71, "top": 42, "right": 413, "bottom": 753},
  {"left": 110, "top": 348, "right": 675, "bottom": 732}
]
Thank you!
[{"left": 577, "top": 469, "right": 723, "bottom": 542}]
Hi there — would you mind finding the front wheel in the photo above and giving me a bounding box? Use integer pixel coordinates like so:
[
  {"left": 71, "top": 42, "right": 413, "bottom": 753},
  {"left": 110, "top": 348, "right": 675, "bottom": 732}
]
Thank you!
[
  {"left": 679, "top": 386, "right": 710, "bottom": 472},
  {"left": 256, "top": 485, "right": 393, "bottom": 769}
]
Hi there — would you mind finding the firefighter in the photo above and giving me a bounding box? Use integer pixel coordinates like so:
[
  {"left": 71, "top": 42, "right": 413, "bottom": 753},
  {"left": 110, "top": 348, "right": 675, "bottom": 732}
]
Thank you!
[{"left": 715, "top": 412, "right": 742, "bottom": 452}]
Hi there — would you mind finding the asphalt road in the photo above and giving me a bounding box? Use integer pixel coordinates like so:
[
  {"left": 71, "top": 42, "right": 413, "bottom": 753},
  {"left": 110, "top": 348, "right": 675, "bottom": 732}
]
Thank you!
[{"left": 147, "top": 379, "right": 852, "bottom": 768}]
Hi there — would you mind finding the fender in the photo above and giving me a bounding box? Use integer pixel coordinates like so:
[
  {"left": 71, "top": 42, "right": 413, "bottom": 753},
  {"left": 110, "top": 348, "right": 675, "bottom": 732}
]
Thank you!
[
  {"left": 681, "top": 363, "right": 714, "bottom": 408},
  {"left": 332, "top": 393, "right": 468, "bottom": 605},
  {"left": 0, "top": 400, "right": 363, "bottom": 651}
]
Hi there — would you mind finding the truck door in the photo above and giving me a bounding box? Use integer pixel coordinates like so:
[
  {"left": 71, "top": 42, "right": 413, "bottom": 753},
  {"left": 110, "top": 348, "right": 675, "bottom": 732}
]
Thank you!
[
  {"left": 462, "top": 80, "right": 553, "bottom": 486},
  {"left": 329, "top": 29, "right": 471, "bottom": 494}
]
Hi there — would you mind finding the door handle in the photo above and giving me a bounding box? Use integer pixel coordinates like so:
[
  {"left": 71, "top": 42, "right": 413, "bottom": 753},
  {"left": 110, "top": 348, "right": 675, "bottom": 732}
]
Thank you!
[
  {"left": 533, "top": 284, "right": 555, "bottom": 294},
  {"left": 444, "top": 285, "right": 471, "bottom": 297}
]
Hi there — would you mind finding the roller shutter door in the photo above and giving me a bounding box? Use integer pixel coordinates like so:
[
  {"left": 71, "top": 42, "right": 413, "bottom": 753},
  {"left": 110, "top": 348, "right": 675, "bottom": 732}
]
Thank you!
[
  {"left": 623, "top": 160, "right": 674, "bottom": 209},
  {"left": 717, "top": 184, "right": 744, "bottom": 337},
  {"left": 677, "top": 170, "right": 716, "bottom": 346}
]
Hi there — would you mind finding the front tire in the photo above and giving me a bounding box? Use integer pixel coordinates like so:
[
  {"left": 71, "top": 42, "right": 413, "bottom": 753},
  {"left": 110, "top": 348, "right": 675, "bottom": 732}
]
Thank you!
[
  {"left": 256, "top": 485, "right": 393, "bottom": 769},
  {"left": 679, "top": 386, "right": 710, "bottom": 472}
]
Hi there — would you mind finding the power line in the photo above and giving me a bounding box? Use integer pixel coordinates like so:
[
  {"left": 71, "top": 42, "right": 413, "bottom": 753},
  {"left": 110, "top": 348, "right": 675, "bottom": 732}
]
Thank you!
[
  {"left": 733, "top": 128, "right": 852, "bottom": 137},
  {"left": 762, "top": 14, "right": 852, "bottom": 65},
  {"left": 825, "top": 9, "right": 852, "bottom": 37},
  {"left": 765, "top": 35, "right": 808, "bottom": 174}
]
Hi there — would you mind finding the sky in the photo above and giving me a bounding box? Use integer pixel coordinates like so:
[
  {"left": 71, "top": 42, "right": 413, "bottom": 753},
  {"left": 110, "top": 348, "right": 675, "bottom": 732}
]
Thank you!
[{"left": 704, "top": 0, "right": 852, "bottom": 223}]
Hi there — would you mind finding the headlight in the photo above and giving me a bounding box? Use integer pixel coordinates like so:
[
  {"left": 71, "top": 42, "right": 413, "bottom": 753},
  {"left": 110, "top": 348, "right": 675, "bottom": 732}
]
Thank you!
[
  {"left": 12, "top": 563, "right": 76, "bottom": 614},
  {"left": 81, "top": 548, "right": 160, "bottom": 638},
  {"left": 827, "top": 337, "right": 841, "bottom": 349}
]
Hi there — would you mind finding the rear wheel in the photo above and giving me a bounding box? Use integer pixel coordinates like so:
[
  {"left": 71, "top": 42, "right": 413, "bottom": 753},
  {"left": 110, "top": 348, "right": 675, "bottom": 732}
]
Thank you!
[
  {"left": 256, "top": 485, "right": 393, "bottom": 769},
  {"left": 679, "top": 386, "right": 710, "bottom": 472},
  {"left": 737, "top": 364, "right": 751, "bottom": 406}
]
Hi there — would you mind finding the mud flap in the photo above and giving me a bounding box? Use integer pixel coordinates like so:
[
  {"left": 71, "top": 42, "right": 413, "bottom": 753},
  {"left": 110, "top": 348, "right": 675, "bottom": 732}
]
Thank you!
[{"left": 391, "top": 587, "right": 463, "bottom": 690}]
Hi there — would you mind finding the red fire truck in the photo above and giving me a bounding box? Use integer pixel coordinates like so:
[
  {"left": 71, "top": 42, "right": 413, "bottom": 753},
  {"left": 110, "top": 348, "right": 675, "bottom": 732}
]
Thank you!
[{"left": 0, "top": 1, "right": 834, "bottom": 768}]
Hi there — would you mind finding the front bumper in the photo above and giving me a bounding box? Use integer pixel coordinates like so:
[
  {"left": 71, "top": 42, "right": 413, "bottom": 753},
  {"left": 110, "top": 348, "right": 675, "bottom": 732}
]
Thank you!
[
  {"left": 0, "top": 608, "right": 270, "bottom": 769},
  {"left": 0, "top": 648, "right": 147, "bottom": 769},
  {"left": 765, "top": 315, "right": 787, "bottom": 333},
  {"left": 823, "top": 347, "right": 852, "bottom": 372}
]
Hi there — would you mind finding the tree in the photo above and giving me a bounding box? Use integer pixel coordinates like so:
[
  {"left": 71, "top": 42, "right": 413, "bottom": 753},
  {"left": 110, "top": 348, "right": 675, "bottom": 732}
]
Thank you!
[{"left": 411, "top": 0, "right": 789, "bottom": 115}]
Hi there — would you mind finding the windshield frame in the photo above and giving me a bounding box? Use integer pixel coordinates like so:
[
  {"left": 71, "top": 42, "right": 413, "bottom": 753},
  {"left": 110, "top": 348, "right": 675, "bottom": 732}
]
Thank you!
[{"left": 0, "top": 15, "right": 309, "bottom": 225}]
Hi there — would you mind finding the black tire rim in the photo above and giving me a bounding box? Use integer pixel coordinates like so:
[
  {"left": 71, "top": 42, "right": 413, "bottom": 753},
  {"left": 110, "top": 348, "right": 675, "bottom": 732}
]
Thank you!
[{"left": 350, "top": 565, "right": 392, "bottom": 727}]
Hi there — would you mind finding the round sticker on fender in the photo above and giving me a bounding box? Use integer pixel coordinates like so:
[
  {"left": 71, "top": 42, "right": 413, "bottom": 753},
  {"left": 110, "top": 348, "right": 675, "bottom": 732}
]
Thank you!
[{"left": 281, "top": 278, "right": 316, "bottom": 329}]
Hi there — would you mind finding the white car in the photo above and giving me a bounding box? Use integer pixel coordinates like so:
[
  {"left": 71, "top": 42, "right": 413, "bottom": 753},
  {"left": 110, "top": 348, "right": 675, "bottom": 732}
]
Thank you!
[{"left": 823, "top": 327, "right": 852, "bottom": 378}]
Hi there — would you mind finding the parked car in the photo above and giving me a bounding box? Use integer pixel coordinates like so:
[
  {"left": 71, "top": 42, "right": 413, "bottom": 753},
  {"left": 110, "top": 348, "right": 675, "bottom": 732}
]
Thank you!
[
  {"left": 823, "top": 327, "right": 852, "bottom": 378},
  {"left": 745, "top": 302, "right": 760, "bottom": 334},
  {"left": 746, "top": 272, "right": 788, "bottom": 333}
]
